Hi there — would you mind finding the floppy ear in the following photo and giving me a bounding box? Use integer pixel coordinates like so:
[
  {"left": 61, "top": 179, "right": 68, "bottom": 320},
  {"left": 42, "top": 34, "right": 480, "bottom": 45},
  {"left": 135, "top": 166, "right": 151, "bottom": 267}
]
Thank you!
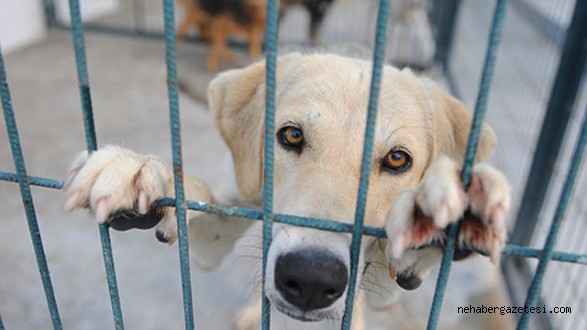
[
  {"left": 208, "top": 53, "right": 303, "bottom": 198},
  {"left": 208, "top": 61, "right": 266, "bottom": 198},
  {"left": 422, "top": 78, "right": 497, "bottom": 163}
]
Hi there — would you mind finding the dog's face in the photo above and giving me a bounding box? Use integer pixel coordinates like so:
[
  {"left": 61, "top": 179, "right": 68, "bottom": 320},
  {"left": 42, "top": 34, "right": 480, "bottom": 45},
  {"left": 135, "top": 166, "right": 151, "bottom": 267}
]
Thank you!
[{"left": 208, "top": 53, "right": 496, "bottom": 321}]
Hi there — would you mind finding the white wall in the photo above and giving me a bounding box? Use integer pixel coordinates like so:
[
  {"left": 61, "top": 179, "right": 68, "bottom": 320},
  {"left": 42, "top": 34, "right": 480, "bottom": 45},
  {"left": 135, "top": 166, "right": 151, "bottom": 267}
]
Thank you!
[
  {"left": 0, "top": 0, "right": 46, "bottom": 53},
  {"left": 55, "top": 0, "right": 119, "bottom": 24},
  {"left": 0, "top": 0, "right": 120, "bottom": 54}
]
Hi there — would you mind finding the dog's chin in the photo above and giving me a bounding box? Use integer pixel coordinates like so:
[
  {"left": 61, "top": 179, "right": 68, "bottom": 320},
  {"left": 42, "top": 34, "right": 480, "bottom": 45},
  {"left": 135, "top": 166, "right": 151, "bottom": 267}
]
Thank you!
[{"left": 269, "top": 294, "right": 341, "bottom": 322}]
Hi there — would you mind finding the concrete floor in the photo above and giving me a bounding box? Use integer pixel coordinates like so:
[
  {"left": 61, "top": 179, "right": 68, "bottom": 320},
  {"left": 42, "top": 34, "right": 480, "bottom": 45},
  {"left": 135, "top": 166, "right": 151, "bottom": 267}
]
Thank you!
[{"left": 1, "top": 0, "right": 585, "bottom": 329}]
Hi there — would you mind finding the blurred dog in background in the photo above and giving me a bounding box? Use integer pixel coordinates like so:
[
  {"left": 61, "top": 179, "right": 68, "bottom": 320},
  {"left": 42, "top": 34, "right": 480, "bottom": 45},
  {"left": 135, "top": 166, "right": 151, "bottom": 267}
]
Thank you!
[
  {"left": 176, "top": 0, "right": 337, "bottom": 71},
  {"left": 280, "top": 0, "right": 336, "bottom": 44},
  {"left": 176, "top": 0, "right": 267, "bottom": 71}
]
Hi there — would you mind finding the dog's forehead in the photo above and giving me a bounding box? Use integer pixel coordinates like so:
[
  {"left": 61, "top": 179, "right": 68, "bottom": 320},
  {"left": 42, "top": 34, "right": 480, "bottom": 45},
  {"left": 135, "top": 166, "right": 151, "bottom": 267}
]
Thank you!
[{"left": 275, "top": 55, "right": 430, "bottom": 141}]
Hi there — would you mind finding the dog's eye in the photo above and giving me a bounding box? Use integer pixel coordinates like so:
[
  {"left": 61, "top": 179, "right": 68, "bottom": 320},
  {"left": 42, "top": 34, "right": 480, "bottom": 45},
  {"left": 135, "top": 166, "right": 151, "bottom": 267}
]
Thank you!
[
  {"left": 382, "top": 149, "right": 412, "bottom": 173},
  {"left": 277, "top": 126, "right": 304, "bottom": 151}
]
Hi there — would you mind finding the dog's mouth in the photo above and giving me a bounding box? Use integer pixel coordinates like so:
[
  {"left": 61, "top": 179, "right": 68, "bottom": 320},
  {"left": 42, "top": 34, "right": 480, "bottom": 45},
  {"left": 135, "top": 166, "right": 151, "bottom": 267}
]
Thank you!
[
  {"left": 267, "top": 292, "right": 341, "bottom": 322},
  {"left": 271, "top": 297, "right": 337, "bottom": 322}
]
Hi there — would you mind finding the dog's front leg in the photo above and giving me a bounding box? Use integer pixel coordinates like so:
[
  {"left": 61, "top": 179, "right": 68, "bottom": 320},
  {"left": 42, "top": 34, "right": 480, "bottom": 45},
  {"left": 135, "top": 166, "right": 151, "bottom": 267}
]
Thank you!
[
  {"left": 234, "top": 293, "right": 262, "bottom": 330},
  {"left": 383, "top": 156, "right": 510, "bottom": 289},
  {"left": 63, "top": 145, "right": 251, "bottom": 270}
]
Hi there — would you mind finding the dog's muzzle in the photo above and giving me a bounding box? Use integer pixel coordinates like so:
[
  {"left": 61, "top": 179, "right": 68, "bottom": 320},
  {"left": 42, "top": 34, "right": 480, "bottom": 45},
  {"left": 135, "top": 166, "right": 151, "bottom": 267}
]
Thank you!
[{"left": 274, "top": 249, "right": 348, "bottom": 312}]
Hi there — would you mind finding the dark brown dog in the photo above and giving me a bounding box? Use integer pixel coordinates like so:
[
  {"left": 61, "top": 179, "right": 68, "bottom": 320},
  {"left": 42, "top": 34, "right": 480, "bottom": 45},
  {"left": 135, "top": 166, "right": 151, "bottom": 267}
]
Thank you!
[
  {"left": 280, "top": 0, "right": 335, "bottom": 44},
  {"left": 177, "top": 0, "right": 266, "bottom": 71}
]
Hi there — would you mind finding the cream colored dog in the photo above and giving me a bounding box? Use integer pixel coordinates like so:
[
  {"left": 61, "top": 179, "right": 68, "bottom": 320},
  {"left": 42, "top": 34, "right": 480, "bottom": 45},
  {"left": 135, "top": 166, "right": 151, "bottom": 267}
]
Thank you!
[{"left": 63, "top": 53, "right": 510, "bottom": 329}]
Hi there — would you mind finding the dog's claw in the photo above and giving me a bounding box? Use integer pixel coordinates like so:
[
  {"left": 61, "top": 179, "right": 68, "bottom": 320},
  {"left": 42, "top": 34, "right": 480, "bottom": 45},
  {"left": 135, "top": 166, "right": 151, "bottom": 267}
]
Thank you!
[
  {"left": 94, "top": 197, "right": 111, "bottom": 223},
  {"left": 64, "top": 189, "right": 82, "bottom": 212},
  {"left": 138, "top": 190, "right": 150, "bottom": 214},
  {"left": 433, "top": 203, "right": 450, "bottom": 228},
  {"left": 389, "top": 232, "right": 407, "bottom": 259}
]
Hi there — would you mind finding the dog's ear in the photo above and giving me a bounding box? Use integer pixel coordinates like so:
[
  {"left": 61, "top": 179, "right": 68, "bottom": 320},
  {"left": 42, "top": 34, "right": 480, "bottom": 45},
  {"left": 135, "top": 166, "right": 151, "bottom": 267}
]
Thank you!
[
  {"left": 421, "top": 77, "right": 497, "bottom": 164},
  {"left": 208, "top": 53, "right": 303, "bottom": 198},
  {"left": 208, "top": 61, "right": 266, "bottom": 197}
]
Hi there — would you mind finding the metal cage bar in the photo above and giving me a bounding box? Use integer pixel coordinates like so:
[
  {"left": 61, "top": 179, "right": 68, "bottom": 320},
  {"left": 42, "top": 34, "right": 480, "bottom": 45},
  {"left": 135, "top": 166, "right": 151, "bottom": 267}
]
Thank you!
[
  {"left": 1, "top": 46, "right": 62, "bottom": 330},
  {"left": 3, "top": 171, "right": 587, "bottom": 265},
  {"left": 516, "top": 106, "right": 587, "bottom": 329},
  {"left": 261, "top": 0, "right": 280, "bottom": 328},
  {"left": 511, "top": 0, "right": 587, "bottom": 248},
  {"left": 161, "top": 0, "right": 195, "bottom": 329},
  {"left": 427, "top": 0, "right": 507, "bottom": 328},
  {"left": 341, "top": 0, "right": 392, "bottom": 328},
  {"left": 433, "top": 0, "right": 463, "bottom": 70},
  {"left": 67, "top": 0, "right": 124, "bottom": 328}
]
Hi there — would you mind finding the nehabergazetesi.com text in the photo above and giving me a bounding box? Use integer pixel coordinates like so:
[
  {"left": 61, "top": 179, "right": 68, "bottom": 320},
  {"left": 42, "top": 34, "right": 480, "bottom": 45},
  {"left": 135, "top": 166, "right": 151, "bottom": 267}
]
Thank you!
[{"left": 457, "top": 305, "right": 571, "bottom": 315}]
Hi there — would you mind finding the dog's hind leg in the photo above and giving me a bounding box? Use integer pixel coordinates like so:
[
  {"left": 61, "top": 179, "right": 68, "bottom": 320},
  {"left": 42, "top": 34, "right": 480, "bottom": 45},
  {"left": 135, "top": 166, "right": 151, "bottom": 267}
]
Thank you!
[
  {"left": 207, "top": 20, "right": 235, "bottom": 71},
  {"left": 177, "top": 6, "right": 202, "bottom": 45}
]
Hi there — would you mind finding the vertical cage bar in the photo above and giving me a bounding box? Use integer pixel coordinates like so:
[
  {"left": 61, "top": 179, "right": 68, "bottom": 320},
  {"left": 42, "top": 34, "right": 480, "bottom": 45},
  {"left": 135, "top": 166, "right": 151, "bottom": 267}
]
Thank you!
[
  {"left": 341, "top": 0, "right": 391, "bottom": 328},
  {"left": 67, "top": 1, "right": 124, "bottom": 328},
  {"left": 0, "top": 313, "right": 4, "bottom": 330},
  {"left": 262, "top": 0, "right": 280, "bottom": 328},
  {"left": 162, "top": 0, "right": 194, "bottom": 329},
  {"left": 426, "top": 0, "right": 507, "bottom": 329},
  {"left": 433, "top": 0, "right": 463, "bottom": 70},
  {"left": 517, "top": 106, "right": 587, "bottom": 329},
  {"left": 1, "top": 46, "right": 62, "bottom": 330}
]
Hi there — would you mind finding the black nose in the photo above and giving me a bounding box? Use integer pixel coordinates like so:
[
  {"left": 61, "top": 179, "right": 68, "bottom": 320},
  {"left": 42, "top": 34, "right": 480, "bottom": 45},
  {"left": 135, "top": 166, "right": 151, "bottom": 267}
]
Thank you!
[{"left": 274, "top": 250, "right": 348, "bottom": 310}]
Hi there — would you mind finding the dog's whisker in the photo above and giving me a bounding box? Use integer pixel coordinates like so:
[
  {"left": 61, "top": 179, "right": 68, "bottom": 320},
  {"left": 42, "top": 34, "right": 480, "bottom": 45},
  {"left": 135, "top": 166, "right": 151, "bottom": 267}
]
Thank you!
[
  {"left": 237, "top": 242, "right": 263, "bottom": 249},
  {"left": 244, "top": 273, "right": 262, "bottom": 296},
  {"left": 366, "top": 260, "right": 388, "bottom": 268},
  {"left": 360, "top": 285, "right": 385, "bottom": 299},
  {"left": 360, "top": 278, "right": 391, "bottom": 296},
  {"left": 234, "top": 254, "right": 262, "bottom": 265}
]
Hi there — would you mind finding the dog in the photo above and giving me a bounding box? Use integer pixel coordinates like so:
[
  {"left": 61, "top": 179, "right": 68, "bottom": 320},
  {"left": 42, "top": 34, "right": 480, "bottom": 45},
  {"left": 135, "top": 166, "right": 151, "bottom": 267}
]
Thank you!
[
  {"left": 280, "top": 0, "right": 336, "bottom": 44},
  {"left": 63, "top": 53, "right": 510, "bottom": 329},
  {"left": 176, "top": 0, "right": 267, "bottom": 71}
]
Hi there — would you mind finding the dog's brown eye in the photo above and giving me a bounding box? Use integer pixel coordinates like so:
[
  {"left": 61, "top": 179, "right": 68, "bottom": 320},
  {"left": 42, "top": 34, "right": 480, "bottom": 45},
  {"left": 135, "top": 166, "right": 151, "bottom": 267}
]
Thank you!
[
  {"left": 277, "top": 126, "right": 304, "bottom": 151},
  {"left": 382, "top": 150, "right": 412, "bottom": 173}
]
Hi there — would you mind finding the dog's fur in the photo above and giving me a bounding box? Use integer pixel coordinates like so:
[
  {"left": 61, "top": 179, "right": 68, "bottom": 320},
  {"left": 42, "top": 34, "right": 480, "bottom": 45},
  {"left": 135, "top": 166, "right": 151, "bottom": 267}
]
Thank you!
[
  {"left": 176, "top": 0, "right": 267, "bottom": 71},
  {"left": 64, "top": 53, "right": 510, "bottom": 329}
]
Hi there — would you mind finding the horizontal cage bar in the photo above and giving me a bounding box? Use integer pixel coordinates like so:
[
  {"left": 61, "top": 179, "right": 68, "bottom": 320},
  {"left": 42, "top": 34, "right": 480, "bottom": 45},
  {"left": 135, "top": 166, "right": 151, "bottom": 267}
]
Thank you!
[{"left": 2, "top": 171, "right": 585, "bottom": 265}]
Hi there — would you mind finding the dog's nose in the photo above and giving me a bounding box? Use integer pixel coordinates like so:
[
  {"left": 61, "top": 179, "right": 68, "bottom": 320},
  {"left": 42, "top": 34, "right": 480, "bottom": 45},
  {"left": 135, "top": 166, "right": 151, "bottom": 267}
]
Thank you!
[{"left": 274, "top": 250, "right": 348, "bottom": 310}]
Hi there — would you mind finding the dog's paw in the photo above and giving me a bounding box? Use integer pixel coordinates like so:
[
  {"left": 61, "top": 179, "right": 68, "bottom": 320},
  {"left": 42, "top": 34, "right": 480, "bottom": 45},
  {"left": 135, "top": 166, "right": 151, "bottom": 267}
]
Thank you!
[
  {"left": 458, "top": 164, "right": 510, "bottom": 263},
  {"left": 233, "top": 296, "right": 261, "bottom": 330},
  {"left": 63, "top": 145, "right": 178, "bottom": 242},
  {"left": 385, "top": 157, "right": 510, "bottom": 264},
  {"left": 385, "top": 157, "right": 467, "bottom": 259}
]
